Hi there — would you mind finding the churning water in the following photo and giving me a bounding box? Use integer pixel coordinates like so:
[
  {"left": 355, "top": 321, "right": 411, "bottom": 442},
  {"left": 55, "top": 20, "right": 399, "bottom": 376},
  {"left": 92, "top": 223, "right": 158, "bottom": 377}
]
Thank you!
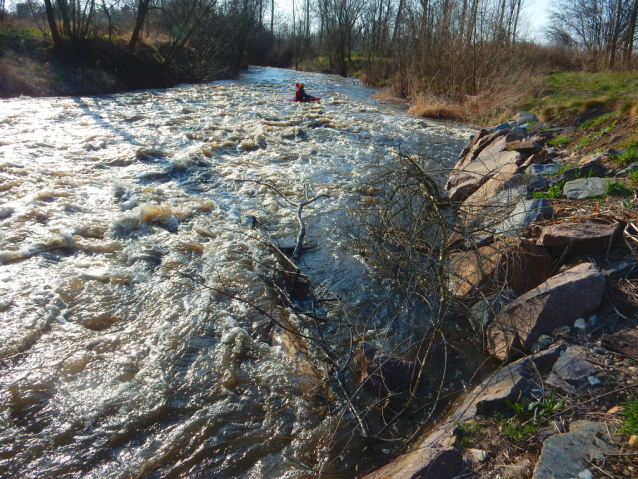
[{"left": 0, "top": 67, "right": 470, "bottom": 478}]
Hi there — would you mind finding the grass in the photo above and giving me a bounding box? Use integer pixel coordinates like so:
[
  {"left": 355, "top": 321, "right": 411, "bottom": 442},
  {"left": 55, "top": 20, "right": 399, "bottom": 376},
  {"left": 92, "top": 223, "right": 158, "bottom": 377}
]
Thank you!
[
  {"left": 548, "top": 135, "right": 571, "bottom": 147},
  {"left": 628, "top": 170, "right": 638, "bottom": 187},
  {"left": 527, "top": 71, "right": 638, "bottom": 121},
  {"left": 605, "top": 180, "right": 634, "bottom": 197},
  {"left": 621, "top": 400, "right": 638, "bottom": 435},
  {"left": 532, "top": 180, "right": 564, "bottom": 199}
]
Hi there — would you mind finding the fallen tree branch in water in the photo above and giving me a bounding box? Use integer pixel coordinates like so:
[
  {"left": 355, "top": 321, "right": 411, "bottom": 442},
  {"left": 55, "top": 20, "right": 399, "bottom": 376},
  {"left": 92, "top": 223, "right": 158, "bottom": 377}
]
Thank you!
[{"left": 236, "top": 179, "right": 329, "bottom": 261}]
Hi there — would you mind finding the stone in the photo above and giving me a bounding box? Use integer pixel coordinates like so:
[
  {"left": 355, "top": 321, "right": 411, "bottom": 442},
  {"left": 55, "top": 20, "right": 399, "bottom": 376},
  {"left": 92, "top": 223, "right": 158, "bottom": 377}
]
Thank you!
[
  {"left": 448, "top": 178, "right": 483, "bottom": 202},
  {"left": 602, "top": 258, "right": 638, "bottom": 279},
  {"left": 563, "top": 177, "right": 613, "bottom": 199},
  {"left": 519, "top": 150, "right": 549, "bottom": 168},
  {"left": 607, "top": 405, "right": 623, "bottom": 414},
  {"left": 453, "top": 346, "right": 561, "bottom": 420},
  {"left": 539, "top": 221, "right": 622, "bottom": 257},
  {"left": 515, "top": 111, "right": 538, "bottom": 123},
  {"left": 530, "top": 334, "right": 554, "bottom": 353},
  {"left": 526, "top": 163, "right": 560, "bottom": 176},
  {"left": 487, "top": 263, "right": 605, "bottom": 360},
  {"left": 588, "top": 376, "right": 601, "bottom": 386},
  {"left": 468, "top": 448, "right": 489, "bottom": 463},
  {"left": 363, "top": 440, "right": 462, "bottom": 479},
  {"left": 463, "top": 183, "right": 529, "bottom": 230},
  {"left": 477, "top": 134, "right": 525, "bottom": 162},
  {"left": 546, "top": 345, "right": 599, "bottom": 392},
  {"left": 492, "top": 122, "right": 511, "bottom": 132},
  {"left": 469, "top": 289, "right": 518, "bottom": 330},
  {"left": 448, "top": 238, "right": 553, "bottom": 298},
  {"left": 532, "top": 421, "right": 616, "bottom": 479},
  {"left": 628, "top": 435, "right": 638, "bottom": 449},
  {"left": 494, "top": 198, "right": 553, "bottom": 238},
  {"left": 579, "top": 470, "right": 594, "bottom": 479},
  {"left": 562, "top": 160, "right": 608, "bottom": 181},
  {"left": 600, "top": 329, "right": 638, "bottom": 360},
  {"left": 573, "top": 318, "right": 587, "bottom": 331},
  {"left": 507, "top": 140, "right": 542, "bottom": 155},
  {"left": 615, "top": 163, "right": 638, "bottom": 177}
]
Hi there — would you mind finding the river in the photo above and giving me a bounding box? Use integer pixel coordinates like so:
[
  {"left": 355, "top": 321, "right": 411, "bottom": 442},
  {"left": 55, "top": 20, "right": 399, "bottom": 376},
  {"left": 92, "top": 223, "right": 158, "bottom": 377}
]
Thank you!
[{"left": 0, "top": 67, "right": 471, "bottom": 478}]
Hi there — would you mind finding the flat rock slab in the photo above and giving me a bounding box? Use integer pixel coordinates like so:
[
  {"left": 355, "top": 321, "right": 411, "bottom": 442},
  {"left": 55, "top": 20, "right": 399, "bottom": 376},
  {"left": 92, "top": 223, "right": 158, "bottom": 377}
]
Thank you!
[
  {"left": 487, "top": 263, "right": 605, "bottom": 360},
  {"left": 527, "top": 163, "right": 560, "bottom": 176},
  {"left": 600, "top": 329, "right": 638, "bottom": 360},
  {"left": 546, "top": 346, "right": 599, "bottom": 393},
  {"left": 363, "top": 443, "right": 462, "bottom": 479},
  {"left": 563, "top": 177, "right": 613, "bottom": 199},
  {"left": 532, "top": 421, "right": 615, "bottom": 479},
  {"left": 539, "top": 221, "right": 622, "bottom": 257},
  {"left": 454, "top": 345, "right": 561, "bottom": 420}
]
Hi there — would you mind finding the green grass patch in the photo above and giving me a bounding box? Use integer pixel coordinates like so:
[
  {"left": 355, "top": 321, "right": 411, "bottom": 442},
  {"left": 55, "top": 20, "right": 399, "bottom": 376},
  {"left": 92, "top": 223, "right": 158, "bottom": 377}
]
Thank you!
[
  {"left": 526, "top": 71, "right": 638, "bottom": 121},
  {"left": 500, "top": 421, "right": 537, "bottom": 441},
  {"left": 579, "top": 112, "right": 615, "bottom": 130},
  {"left": 456, "top": 421, "right": 482, "bottom": 446},
  {"left": 628, "top": 170, "right": 638, "bottom": 187},
  {"left": 605, "top": 180, "right": 634, "bottom": 197},
  {"left": 621, "top": 401, "right": 638, "bottom": 435},
  {"left": 532, "top": 180, "right": 564, "bottom": 199},
  {"left": 614, "top": 146, "right": 638, "bottom": 167},
  {"left": 548, "top": 135, "right": 571, "bottom": 147}
]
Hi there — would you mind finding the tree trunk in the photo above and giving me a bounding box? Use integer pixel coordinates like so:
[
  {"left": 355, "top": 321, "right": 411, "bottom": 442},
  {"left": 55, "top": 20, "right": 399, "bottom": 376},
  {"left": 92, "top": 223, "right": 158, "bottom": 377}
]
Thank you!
[
  {"left": 129, "top": 0, "right": 151, "bottom": 52},
  {"left": 608, "top": 0, "right": 623, "bottom": 67},
  {"left": 624, "top": 0, "right": 638, "bottom": 65},
  {"left": 43, "top": 0, "right": 63, "bottom": 47}
]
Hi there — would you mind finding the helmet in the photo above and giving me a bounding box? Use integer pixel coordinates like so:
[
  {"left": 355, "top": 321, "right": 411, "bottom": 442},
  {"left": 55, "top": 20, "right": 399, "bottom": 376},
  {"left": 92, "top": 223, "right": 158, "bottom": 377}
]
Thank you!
[{"left": 300, "top": 83, "right": 304, "bottom": 88}]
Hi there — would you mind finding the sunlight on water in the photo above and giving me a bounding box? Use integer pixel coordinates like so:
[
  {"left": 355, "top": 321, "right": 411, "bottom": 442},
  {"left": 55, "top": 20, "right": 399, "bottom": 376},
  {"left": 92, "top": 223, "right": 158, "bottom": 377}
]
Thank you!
[{"left": 0, "top": 67, "right": 471, "bottom": 478}]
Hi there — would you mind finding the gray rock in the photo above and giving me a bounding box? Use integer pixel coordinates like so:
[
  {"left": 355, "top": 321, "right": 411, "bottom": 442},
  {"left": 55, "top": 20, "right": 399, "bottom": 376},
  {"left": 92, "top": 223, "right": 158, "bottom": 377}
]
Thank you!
[
  {"left": 601, "top": 258, "right": 638, "bottom": 279},
  {"left": 588, "top": 376, "right": 602, "bottom": 386},
  {"left": 468, "top": 449, "right": 489, "bottom": 463},
  {"left": 529, "top": 177, "right": 550, "bottom": 190},
  {"left": 530, "top": 334, "right": 554, "bottom": 353},
  {"left": 562, "top": 160, "right": 608, "bottom": 181},
  {"left": 453, "top": 345, "right": 561, "bottom": 420},
  {"left": 487, "top": 263, "right": 605, "bottom": 360},
  {"left": 495, "top": 198, "right": 553, "bottom": 237},
  {"left": 527, "top": 163, "right": 560, "bottom": 176},
  {"left": 546, "top": 345, "right": 598, "bottom": 392},
  {"left": 615, "top": 163, "right": 638, "bottom": 177},
  {"left": 492, "top": 122, "right": 511, "bottom": 132},
  {"left": 532, "top": 421, "right": 615, "bottom": 479},
  {"left": 563, "top": 177, "right": 613, "bottom": 199},
  {"left": 515, "top": 111, "right": 538, "bottom": 123},
  {"left": 539, "top": 221, "right": 622, "bottom": 257},
  {"left": 512, "top": 126, "right": 528, "bottom": 137},
  {"left": 573, "top": 318, "right": 587, "bottom": 331}
]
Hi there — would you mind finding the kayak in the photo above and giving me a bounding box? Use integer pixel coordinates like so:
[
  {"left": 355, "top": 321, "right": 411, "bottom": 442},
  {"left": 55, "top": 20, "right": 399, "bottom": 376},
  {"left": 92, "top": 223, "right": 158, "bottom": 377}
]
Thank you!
[{"left": 283, "top": 96, "right": 321, "bottom": 103}]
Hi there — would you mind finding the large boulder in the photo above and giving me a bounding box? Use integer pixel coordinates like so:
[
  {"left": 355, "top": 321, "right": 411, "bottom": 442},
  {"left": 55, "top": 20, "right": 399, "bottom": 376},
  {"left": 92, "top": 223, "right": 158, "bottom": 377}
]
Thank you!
[
  {"left": 448, "top": 238, "right": 553, "bottom": 297},
  {"left": 539, "top": 221, "right": 622, "bottom": 257},
  {"left": 486, "top": 263, "right": 605, "bottom": 360}
]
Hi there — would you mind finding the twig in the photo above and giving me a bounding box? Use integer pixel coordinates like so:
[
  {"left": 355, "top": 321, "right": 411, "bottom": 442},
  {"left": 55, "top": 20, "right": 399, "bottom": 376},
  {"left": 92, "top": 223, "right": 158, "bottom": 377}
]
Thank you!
[{"left": 586, "top": 458, "right": 615, "bottom": 478}]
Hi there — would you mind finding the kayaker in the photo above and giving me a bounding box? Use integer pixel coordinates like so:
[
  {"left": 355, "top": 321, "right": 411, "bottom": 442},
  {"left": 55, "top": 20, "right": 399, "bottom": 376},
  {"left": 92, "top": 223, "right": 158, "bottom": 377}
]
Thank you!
[{"left": 295, "top": 82, "right": 312, "bottom": 101}]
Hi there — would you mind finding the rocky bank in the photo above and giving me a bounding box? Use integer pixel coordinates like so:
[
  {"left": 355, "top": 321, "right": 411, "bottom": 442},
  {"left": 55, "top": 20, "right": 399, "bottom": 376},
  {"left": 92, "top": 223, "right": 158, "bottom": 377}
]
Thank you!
[{"left": 364, "top": 112, "right": 638, "bottom": 479}]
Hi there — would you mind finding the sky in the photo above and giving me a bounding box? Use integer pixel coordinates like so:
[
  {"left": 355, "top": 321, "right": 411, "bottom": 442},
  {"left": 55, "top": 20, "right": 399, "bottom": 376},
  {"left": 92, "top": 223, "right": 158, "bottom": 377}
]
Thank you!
[{"left": 526, "top": 0, "right": 553, "bottom": 34}]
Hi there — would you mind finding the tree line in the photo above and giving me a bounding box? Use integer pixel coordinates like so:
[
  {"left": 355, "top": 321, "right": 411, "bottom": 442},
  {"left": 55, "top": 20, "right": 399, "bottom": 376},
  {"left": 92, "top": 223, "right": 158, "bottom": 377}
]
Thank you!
[{"left": 3, "top": 0, "right": 638, "bottom": 93}]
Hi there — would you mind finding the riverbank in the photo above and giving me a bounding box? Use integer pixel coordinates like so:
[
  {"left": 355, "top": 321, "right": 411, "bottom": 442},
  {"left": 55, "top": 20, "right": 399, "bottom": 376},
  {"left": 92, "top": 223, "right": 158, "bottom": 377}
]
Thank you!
[
  {"left": 0, "top": 29, "right": 238, "bottom": 98},
  {"left": 366, "top": 111, "right": 638, "bottom": 479}
]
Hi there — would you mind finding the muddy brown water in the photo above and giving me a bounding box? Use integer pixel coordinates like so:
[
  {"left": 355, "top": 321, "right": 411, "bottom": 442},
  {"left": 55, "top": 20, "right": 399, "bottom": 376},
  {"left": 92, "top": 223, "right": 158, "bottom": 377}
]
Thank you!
[{"left": 0, "top": 67, "right": 472, "bottom": 478}]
